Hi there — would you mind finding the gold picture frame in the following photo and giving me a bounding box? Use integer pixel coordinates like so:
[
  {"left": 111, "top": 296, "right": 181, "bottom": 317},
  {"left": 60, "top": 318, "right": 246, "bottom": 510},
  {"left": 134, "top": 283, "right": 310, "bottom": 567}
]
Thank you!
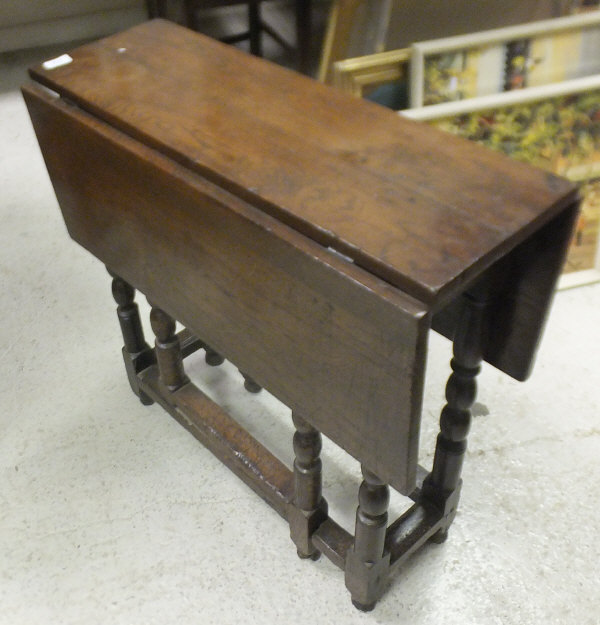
[
  {"left": 318, "top": 0, "right": 392, "bottom": 84},
  {"left": 331, "top": 48, "right": 410, "bottom": 98}
]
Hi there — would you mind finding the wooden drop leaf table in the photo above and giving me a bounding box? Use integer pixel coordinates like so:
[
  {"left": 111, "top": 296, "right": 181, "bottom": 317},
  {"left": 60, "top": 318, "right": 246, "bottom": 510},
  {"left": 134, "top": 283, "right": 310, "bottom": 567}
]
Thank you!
[{"left": 23, "top": 20, "right": 579, "bottom": 611}]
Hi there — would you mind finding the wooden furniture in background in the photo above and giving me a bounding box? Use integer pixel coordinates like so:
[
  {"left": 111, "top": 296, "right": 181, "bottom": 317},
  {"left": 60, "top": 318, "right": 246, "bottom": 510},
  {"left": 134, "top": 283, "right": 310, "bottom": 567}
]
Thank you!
[
  {"left": 23, "top": 20, "right": 579, "bottom": 610},
  {"left": 150, "top": 0, "right": 312, "bottom": 72}
]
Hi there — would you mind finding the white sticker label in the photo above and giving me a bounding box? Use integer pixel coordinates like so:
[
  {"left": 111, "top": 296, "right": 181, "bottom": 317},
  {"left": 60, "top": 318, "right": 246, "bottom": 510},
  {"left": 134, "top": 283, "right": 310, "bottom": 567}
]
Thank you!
[{"left": 42, "top": 54, "right": 73, "bottom": 70}]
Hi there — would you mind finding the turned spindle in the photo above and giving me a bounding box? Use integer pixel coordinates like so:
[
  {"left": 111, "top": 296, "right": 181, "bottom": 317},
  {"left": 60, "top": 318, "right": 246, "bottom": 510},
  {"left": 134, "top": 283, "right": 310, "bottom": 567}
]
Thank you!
[
  {"left": 149, "top": 305, "right": 189, "bottom": 391},
  {"left": 353, "top": 467, "right": 389, "bottom": 564},
  {"left": 293, "top": 414, "right": 323, "bottom": 514},
  {"left": 110, "top": 274, "right": 147, "bottom": 355},
  {"left": 422, "top": 290, "right": 487, "bottom": 542},
  {"left": 289, "top": 413, "right": 327, "bottom": 560},
  {"left": 109, "top": 272, "right": 154, "bottom": 404},
  {"left": 345, "top": 466, "right": 390, "bottom": 611}
]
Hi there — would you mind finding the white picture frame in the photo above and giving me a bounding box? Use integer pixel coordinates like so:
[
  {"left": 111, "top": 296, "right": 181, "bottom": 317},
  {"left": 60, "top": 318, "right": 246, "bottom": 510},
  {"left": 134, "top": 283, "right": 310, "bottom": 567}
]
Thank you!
[{"left": 409, "top": 10, "right": 600, "bottom": 108}]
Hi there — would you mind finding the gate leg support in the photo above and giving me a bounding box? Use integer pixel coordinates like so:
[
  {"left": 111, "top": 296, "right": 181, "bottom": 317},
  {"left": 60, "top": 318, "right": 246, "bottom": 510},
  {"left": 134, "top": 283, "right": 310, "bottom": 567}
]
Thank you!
[
  {"left": 421, "top": 290, "right": 487, "bottom": 542},
  {"left": 288, "top": 413, "right": 328, "bottom": 560},
  {"left": 149, "top": 305, "right": 189, "bottom": 391},
  {"left": 345, "top": 467, "right": 391, "bottom": 611},
  {"left": 109, "top": 271, "right": 154, "bottom": 405}
]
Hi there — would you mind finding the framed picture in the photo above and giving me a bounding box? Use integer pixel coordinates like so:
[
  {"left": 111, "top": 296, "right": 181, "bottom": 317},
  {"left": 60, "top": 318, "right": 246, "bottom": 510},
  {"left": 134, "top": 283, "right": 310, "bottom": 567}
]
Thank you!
[
  {"left": 318, "top": 0, "right": 393, "bottom": 84},
  {"left": 402, "top": 76, "right": 600, "bottom": 287},
  {"left": 409, "top": 10, "right": 600, "bottom": 108},
  {"left": 331, "top": 48, "right": 410, "bottom": 98},
  {"left": 320, "top": 0, "right": 570, "bottom": 86}
]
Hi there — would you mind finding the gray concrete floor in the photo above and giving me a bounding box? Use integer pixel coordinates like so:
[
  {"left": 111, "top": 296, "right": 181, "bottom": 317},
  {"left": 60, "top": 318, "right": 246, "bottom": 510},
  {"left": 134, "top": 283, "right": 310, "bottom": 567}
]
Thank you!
[{"left": 2, "top": 16, "right": 600, "bottom": 625}]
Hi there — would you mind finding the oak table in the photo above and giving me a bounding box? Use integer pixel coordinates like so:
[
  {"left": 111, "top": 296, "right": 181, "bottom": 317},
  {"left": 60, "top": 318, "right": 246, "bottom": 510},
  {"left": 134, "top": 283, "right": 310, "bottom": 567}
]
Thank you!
[{"left": 23, "top": 19, "right": 579, "bottom": 610}]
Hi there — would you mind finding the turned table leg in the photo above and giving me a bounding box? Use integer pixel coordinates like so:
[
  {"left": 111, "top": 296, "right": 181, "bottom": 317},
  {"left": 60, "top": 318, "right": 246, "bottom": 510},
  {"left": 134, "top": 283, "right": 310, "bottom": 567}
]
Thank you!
[
  {"left": 422, "top": 290, "right": 487, "bottom": 542},
  {"left": 204, "top": 345, "right": 224, "bottom": 367},
  {"left": 345, "top": 466, "right": 391, "bottom": 611},
  {"left": 109, "top": 272, "right": 154, "bottom": 404},
  {"left": 240, "top": 371, "right": 262, "bottom": 394},
  {"left": 149, "top": 305, "right": 189, "bottom": 391},
  {"left": 288, "top": 413, "right": 328, "bottom": 560}
]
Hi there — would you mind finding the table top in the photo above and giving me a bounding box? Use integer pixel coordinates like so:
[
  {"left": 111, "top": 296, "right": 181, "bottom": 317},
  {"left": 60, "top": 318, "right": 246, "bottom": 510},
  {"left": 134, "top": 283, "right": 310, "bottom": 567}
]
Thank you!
[{"left": 29, "top": 19, "right": 578, "bottom": 308}]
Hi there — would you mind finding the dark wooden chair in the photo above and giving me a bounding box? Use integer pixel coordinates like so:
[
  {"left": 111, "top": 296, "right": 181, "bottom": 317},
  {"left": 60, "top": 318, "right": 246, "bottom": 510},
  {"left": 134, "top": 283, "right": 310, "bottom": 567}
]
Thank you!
[{"left": 148, "top": 0, "right": 312, "bottom": 72}]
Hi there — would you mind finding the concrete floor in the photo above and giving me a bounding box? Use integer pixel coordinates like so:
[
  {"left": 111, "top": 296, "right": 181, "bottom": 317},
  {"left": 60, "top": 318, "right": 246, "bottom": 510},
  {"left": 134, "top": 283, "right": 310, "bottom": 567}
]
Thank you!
[{"left": 2, "top": 23, "right": 600, "bottom": 625}]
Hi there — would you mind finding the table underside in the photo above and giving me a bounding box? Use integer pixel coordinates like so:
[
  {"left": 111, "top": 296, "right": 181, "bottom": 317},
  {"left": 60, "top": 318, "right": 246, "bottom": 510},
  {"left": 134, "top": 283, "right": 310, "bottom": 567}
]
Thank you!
[{"left": 141, "top": 328, "right": 444, "bottom": 574}]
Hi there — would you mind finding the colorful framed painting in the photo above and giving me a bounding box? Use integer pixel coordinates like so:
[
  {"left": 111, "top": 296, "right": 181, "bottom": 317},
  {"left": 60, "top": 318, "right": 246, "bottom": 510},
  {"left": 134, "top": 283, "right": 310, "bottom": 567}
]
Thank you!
[
  {"left": 402, "top": 75, "right": 600, "bottom": 287},
  {"left": 409, "top": 10, "right": 600, "bottom": 108},
  {"left": 331, "top": 48, "right": 410, "bottom": 98}
]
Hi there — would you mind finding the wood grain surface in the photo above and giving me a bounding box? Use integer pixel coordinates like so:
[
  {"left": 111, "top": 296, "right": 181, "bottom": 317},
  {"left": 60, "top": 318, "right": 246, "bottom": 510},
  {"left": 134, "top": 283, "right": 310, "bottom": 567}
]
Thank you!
[
  {"left": 28, "top": 19, "right": 578, "bottom": 307},
  {"left": 23, "top": 83, "right": 429, "bottom": 494}
]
